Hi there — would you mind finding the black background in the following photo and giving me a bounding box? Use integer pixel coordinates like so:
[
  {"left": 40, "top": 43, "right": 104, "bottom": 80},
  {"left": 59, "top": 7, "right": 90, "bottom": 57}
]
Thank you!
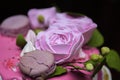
[{"left": 0, "top": 0, "right": 120, "bottom": 80}]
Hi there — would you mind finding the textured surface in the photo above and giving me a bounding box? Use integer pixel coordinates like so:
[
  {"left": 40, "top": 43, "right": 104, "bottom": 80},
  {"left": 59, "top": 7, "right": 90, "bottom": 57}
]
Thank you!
[
  {"left": 0, "top": 15, "right": 30, "bottom": 37},
  {"left": 0, "top": 34, "right": 23, "bottom": 80},
  {"left": 19, "top": 50, "right": 55, "bottom": 77}
]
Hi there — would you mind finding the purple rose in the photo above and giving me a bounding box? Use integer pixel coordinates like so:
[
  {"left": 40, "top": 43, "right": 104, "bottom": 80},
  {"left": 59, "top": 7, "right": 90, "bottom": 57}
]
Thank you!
[
  {"left": 71, "top": 16, "right": 97, "bottom": 44},
  {"left": 35, "top": 28, "right": 84, "bottom": 63},
  {"left": 28, "top": 7, "right": 57, "bottom": 29},
  {"left": 49, "top": 13, "right": 97, "bottom": 44}
]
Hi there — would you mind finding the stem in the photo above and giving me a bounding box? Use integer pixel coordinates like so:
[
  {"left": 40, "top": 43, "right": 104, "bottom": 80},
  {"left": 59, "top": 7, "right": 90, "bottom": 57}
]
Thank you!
[{"left": 67, "top": 64, "right": 86, "bottom": 71}]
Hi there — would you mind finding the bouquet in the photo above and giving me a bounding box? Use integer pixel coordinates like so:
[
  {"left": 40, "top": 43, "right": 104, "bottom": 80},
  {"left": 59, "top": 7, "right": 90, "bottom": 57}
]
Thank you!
[{"left": 0, "top": 7, "right": 120, "bottom": 80}]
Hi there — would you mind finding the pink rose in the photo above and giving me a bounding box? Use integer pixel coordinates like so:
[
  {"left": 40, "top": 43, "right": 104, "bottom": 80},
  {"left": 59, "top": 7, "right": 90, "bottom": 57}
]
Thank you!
[
  {"left": 49, "top": 13, "right": 97, "bottom": 44},
  {"left": 35, "top": 28, "right": 84, "bottom": 63},
  {"left": 28, "top": 7, "right": 57, "bottom": 29},
  {"left": 72, "top": 16, "right": 97, "bottom": 44},
  {"left": 49, "top": 13, "right": 71, "bottom": 25}
]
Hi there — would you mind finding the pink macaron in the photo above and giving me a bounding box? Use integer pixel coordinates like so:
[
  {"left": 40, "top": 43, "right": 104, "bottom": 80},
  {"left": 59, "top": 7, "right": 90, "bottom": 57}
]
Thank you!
[
  {"left": 19, "top": 50, "right": 56, "bottom": 79},
  {"left": 0, "top": 15, "right": 30, "bottom": 37}
]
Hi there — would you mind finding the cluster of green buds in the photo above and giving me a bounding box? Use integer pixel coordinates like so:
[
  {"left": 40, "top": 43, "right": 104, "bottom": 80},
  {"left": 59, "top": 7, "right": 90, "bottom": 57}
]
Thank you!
[
  {"left": 67, "top": 46, "right": 110, "bottom": 72},
  {"left": 85, "top": 46, "right": 110, "bottom": 71},
  {"left": 85, "top": 54, "right": 102, "bottom": 71}
]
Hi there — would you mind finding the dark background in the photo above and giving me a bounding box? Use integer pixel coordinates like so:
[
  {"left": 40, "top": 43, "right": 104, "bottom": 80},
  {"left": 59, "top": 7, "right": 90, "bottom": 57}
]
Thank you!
[{"left": 0, "top": 0, "right": 120, "bottom": 79}]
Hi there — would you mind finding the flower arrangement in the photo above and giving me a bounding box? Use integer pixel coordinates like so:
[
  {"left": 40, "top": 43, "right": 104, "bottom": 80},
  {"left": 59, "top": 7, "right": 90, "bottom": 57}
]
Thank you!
[
  {"left": 16, "top": 7, "right": 120, "bottom": 80},
  {"left": 0, "top": 7, "right": 120, "bottom": 80}
]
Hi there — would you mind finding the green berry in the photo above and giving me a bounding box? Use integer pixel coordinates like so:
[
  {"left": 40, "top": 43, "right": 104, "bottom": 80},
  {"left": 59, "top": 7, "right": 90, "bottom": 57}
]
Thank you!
[
  {"left": 37, "top": 15, "right": 44, "bottom": 23},
  {"left": 98, "top": 55, "right": 104, "bottom": 62},
  {"left": 101, "top": 46, "right": 110, "bottom": 55},
  {"left": 91, "top": 54, "right": 99, "bottom": 61},
  {"left": 98, "top": 55, "right": 103, "bottom": 59},
  {"left": 16, "top": 34, "right": 27, "bottom": 49},
  {"left": 85, "top": 63, "right": 94, "bottom": 71}
]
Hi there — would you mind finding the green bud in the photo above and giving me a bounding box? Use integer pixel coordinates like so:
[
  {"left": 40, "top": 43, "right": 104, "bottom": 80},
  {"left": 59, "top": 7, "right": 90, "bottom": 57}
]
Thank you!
[
  {"left": 85, "top": 63, "right": 94, "bottom": 71},
  {"left": 98, "top": 55, "right": 103, "bottom": 59},
  {"left": 34, "top": 29, "right": 42, "bottom": 35},
  {"left": 16, "top": 34, "right": 27, "bottom": 49},
  {"left": 38, "top": 15, "right": 44, "bottom": 23},
  {"left": 98, "top": 55, "right": 104, "bottom": 62},
  {"left": 91, "top": 54, "right": 99, "bottom": 61},
  {"left": 101, "top": 46, "right": 110, "bottom": 55}
]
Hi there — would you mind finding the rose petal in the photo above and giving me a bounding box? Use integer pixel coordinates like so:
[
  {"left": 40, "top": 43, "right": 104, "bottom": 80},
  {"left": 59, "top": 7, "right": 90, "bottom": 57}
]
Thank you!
[
  {"left": 35, "top": 28, "right": 84, "bottom": 64},
  {"left": 51, "top": 44, "right": 71, "bottom": 54},
  {"left": 28, "top": 7, "right": 57, "bottom": 29},
  {"left": 49, "top": 13, "right": 97, "bottom": 44},
  {"left": 25, "top": 29, "right": 36, "bottom": 45},
  {"left": 20, "top": 41, "right": 36, "bottom": 56}
]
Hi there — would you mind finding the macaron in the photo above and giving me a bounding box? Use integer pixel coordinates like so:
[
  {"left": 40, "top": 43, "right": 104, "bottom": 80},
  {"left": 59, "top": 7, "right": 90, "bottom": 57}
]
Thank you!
[
  {"left": 19, "top": 50, "right": 56, "bottom": 78},
  {"left": 0, "top": 15, "right": 30, "bottom": 37}
]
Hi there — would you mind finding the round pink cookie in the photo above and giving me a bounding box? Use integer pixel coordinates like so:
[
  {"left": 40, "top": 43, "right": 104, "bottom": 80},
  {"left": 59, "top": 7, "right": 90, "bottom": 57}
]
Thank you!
[
  {"left": 0, "top": 15, "right": 30, "bottom": 37},
  {"left": 19, "top": 50, "right": 55, "bottom": 78}
]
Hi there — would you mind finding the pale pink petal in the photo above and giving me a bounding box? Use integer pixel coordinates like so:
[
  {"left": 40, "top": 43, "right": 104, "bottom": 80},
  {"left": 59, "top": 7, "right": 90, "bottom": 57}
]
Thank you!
[{"left": 28, "top": 7, "right": 57, "bottom": 29}]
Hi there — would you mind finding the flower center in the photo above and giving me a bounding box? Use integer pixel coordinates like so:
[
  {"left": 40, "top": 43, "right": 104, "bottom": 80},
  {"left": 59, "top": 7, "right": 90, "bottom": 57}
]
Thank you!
[{"left": 49, "top": 33, "right": 69, "bottom": 45}]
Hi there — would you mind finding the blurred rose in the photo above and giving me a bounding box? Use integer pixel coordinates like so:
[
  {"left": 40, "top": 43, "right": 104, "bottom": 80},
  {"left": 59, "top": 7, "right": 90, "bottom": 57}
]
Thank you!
[
  {"left": 28, "top": 7, "right": 57, "bottom": 29},
  {"left": 26, "top": 10, "right": 97, "bottom": 64},
  {"left": 49, "top": 13, "right": 97, "bottom": 44},
  {"left": 35, "top": 28, "right": 84, "bottom": 63}
]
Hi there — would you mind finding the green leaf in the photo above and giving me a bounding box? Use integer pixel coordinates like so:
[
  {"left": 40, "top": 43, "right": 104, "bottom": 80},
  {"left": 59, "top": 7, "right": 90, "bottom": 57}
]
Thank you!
[
  {"left": 16, "top": 34, "right": 27, "bottom": 49},
  {"left": 91, "top": 58, "right": 106, "bottom": 78},
  {"left": 48, "top": 66, "right": 67, "bottom": 78},
  {"left": 87, "top": 29, "right": 104, "bottom": 47},
  {"left": 106, "top": 49, "right": 120, "bottom": 72}
]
